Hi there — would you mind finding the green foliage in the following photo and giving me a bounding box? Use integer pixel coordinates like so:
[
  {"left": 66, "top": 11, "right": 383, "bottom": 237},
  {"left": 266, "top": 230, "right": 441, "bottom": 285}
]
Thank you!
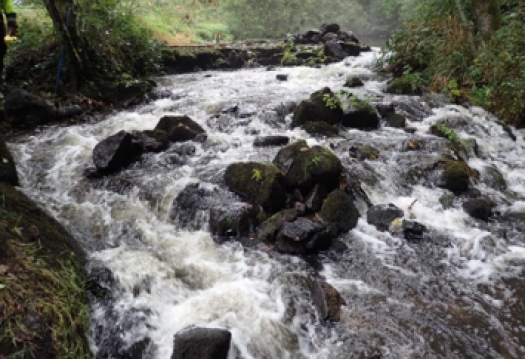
[
  {"left": 381, "top": 1, "right": 525, "bottom": 126},
  {"left": 281, "top": 36, "right": 297, "bottom": 65},
  {"left": 322, "top": 93, "right": 341, "bottom": 110},
  {"left": 436, "top": 124, "right": 461, "bottom": 144},
  {"left": 252, "top": 168, "right": 263, "bottom": 182}
]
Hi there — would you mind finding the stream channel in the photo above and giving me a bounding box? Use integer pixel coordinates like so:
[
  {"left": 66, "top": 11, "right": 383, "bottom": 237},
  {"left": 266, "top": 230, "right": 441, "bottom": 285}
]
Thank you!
[{"left": 8, "top": 50, "right": 525, "bottom": 359}]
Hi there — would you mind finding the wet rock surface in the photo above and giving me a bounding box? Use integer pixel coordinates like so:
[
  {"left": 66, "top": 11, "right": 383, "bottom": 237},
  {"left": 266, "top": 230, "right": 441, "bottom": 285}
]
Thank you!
[{"left": 172, "top": 327, "right": 231, "bottom": 359}]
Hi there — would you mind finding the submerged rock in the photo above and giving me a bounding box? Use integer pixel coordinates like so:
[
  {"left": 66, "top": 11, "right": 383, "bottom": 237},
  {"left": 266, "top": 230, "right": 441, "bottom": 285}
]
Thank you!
[
  {"left": 310, "top": 280, "right": 347, "bottom": 322},
  {"left": 253, "top": 135, "right": 290, "bottom": 147},
  {"left": 172, "top": 327, "right": 231, "bottom": 359}
]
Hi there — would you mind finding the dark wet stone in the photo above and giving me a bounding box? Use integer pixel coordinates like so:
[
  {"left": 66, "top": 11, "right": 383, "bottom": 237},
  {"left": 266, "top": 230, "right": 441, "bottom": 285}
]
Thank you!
[
  {"left": 154, "top": 115, "right": 206, "bottom": 143},
  {"left": 367, "top": 204, "right": 404, "bottom": 231},
  {"left": 275, "top": 217, "right": 333, "bottom": 254},
  {"left": 93, "top": 130, "right": 142, "bottom": 174},
  {"left": 341, "top": 103, "right": 380, "bottom": 130},
  {"left": 209, "top": 202, "right": 260, "bottom": 241},
  {"left": 383, "top": 113, "right": 406, "bottom": 128},
  {"left": 276, "top": 74, "right": 288, "bottom": 81},
  {"left": 341, "top": 42, "right": 361, "bottom": 56},
  {"left": 172, "top": 327, "right": 231, "bottom": 359},
  {"left": 227, "top": 50, "right": 245, "bottom": 69},
  {"left": 375, "top": 103, "right": 395, "bottom": 117},
  {"left": 141, "top": 130, "right": 170, "bottom": 153},
  {"left": 257, "top": 209, "right": 300, "bottom": 243},
  {"left": 463, "top": 198, "right": 495, "bottom": 221},
  {"left": 57, "top": 105, "right": 83, "bottom": 119},
  {"left": 438, "top": 159, "right": 470, "bottom": 193},
  {"left": 318, "top": 189, "right": 360, "bottom": 235},
  {"left": 320, "top": 23, "right": 340, "bottom": 35},
  {"left": 253, "top": 135, "right": 290, "bottom": 147},
  {"left": 402, "top": 220, "right": 427, "bottom": 241},
  {"left": 324, "top": 40, "right": 346, "bottom": 60},
  {"left": 322, "top": 32, "right": 339, "bottom": 43},
  {"left": 0, "top": 135, "right": 19, "bottom": 186},
  {"left": 310, "top": 281, "right": 346, "bottom": 322}
]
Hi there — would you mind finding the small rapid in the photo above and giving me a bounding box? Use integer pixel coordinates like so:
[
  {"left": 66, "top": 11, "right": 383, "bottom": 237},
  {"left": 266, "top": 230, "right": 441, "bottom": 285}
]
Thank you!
[{"left": 8, "top": 50, "right": 525, "bottom": 358}]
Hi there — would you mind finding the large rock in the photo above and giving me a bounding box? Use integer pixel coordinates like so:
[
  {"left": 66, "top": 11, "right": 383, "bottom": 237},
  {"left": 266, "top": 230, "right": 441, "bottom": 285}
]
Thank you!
[
  {"left": 154, "top": 115, "right": 207, "bottom": 143},
  {"left": 463, "top": 198, "right": 495, "bottom": 221},
  {"left": 437, "top": 159, "right": 471, "bottom": 193},
  {"left": 302, "top": 121, "right": 339, "bottom": 137},
  {"left": 275, "top": 217, "right": 333, "bottom": 254},
  {"left": 224, "top": 162, "right": 286, "bottom": 214},
  {"left": 4, "top": 89, "right": 57, "bottom": 129},
  {"left": 140, "top": 130, "right": 170, "bottom": 152},
  {"left": 0, "top": 135, "right": 19, "bottom": 186},
  {"left": 341, "top": 102, "right": 380, "bottom": 130},
  {"left": 324, "top": 40, "right": 346, "bottom": 61},
  {"left": 318, "top": 189, "right": 360, "bottom": 235},
  {"left": 320, "top": 23, "right": 340, "bottom": 35},
  {"left": 253, "top": 135, "right": 290, "bottom": 147},
  {"left": 273, "top": 141, "right": 343, "bottom": 193},
  {"left": 172, "top": 327, "right": 231, "bottom": 359},
  {"left": 291, "top": 87, "right": 343, "bottom": 128},
  {"left": 92, "top": 130, "right": 143, "bottom": 174},
  {"left": 367, "top": 204, "right": 404, "bottom": 231}
]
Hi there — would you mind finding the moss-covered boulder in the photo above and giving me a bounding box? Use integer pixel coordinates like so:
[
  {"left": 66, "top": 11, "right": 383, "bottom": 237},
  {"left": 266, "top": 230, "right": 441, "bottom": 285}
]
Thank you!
[
  {"left": 273, "top": 142, "right": 342, "bottom": 192},
  {"left": 386, "top": 75, "right": 422, "bottom": 95},
  {"left": 291, "top": 87, "right": 343, "bottom": 128},
  {"left": 302, "top": 121, "right": 339, "bottom": 136},
  {"left": 437, "top": 159, "right": 471, "bottom": 193},
  {"left": 341, "top": 101, "right": 380, "bottom": 129},
  {"left": 344, "top": 76, "right": 364, "bottom": 88},
  {"left": 462, "top": 198, "right": 495, "bottom": 221},
  {"left": 154, "top": 115, "right": 207, "bottom": 143},
  {"left": 224, "top": 162, "right": 286, "bottom": 214},
  {"left": 0, "top": 183, "right": 89, "bottom": 358},
  {"left": 318, "top": 189, "right": 360, "bottom": 235},
  {"left": 0, "top": 135, "right": 19, "bottom": 186}
]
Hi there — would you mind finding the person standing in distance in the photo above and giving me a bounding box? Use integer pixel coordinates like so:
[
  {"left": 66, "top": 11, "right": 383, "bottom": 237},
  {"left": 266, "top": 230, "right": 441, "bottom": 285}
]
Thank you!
[{"left": 0, "top": 0, "right": 17, "bottom": 87}]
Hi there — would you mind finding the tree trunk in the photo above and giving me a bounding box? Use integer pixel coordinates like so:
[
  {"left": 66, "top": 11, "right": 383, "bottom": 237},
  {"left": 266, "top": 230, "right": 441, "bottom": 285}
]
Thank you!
[
  {"left": 43, "top": 0, "right": 93, "bottom": 92},
  {"left": 470, "top": 0, "right": 501, "bottom": 38}
]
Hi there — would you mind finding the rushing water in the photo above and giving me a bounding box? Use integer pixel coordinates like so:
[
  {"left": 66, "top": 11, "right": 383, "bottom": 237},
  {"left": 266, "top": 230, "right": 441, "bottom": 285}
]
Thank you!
[{"left": 8, "top": 50, "right": 525, "bottom": 358}]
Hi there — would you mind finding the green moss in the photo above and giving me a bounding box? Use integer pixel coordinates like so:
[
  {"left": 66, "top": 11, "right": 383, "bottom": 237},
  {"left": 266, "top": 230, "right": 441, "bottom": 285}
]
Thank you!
[
  {"left": 386, "top": 75, "right": 422, "bottom": 95},
  {"left": 0, "top": 184, "right": 90, "bottom": 358},
  {"left": 257, "top": 209, "right": 300, "bottom": 243},
  {"left": 440, "top": 159, "right": 470, "bottom": 193},
  {"left": 318, "top": 189, "right": 359, "bottom": 234}
]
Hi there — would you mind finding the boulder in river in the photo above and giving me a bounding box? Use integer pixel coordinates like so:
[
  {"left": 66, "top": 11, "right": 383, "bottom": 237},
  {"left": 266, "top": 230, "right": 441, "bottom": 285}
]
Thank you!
[
  {"left": 224, "top": 162, "right": 287, "bottom": 214},
  {"left": 253, "top": 135, "right": 290, "bottom": 147},
  {"left": 367, "top": 203, "right": 404, "bottom": 231},
  {"left": 341, "top": 101, "right": 380, "bottom": 130},
  {"left": 318, "top": 189, "right": 360, "bottom": 235},
  {"left": 172, "top": 327, "right": 231, "bottom": 359},
  {"left": 292, "top": 87, "right": 343, "bottom": 128},
  {"left": 310, "top": 280, "right": 347, "bottom": 322},
  {"left": 154, "top": 115, "right": 207, "bottom": 143},
  {"left": 462, "top": 198, "right": 496, "bottom": 221},
  {"left": 437, "top": 159, "right": 471, "bottom": 193},
  {"left": 273, "top": 141, "right": 343, "bottom": 193},
  {"left": 275, "top": 217, "right": 333, "bottom": 254},
  {"left": 92, "top": 130, "right": 143, "bottom": 174}
]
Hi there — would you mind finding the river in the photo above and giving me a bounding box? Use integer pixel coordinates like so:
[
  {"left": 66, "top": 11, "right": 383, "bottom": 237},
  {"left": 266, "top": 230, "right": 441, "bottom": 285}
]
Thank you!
[{"left": 8, "top": 50, "right": 525, "bottom": 358}]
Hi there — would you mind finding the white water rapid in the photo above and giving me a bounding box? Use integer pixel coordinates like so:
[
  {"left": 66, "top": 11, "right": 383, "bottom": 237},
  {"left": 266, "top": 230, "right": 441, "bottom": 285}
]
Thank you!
[{"left": 8, "top": 50, "right": 525, "bottom": 358}]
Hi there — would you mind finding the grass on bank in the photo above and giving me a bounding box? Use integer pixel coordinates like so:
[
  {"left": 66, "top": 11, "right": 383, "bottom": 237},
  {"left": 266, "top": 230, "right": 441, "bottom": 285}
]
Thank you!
[{"left": 0, "top": 187, "right": 91, "bottom": 359}]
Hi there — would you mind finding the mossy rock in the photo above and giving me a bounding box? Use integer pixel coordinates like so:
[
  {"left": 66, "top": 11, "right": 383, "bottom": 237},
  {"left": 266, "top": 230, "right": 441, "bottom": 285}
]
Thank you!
[
  {"left": 224, "top": 162, "right": 286, "bottom": 214},
  {"left": 386, "top": 75, "right": 422, "bottom": 95},
  {"left": 274, "top": 142, "right": 342, "bottom": 192},
  {"left": 349, "top": 144, "right": 380, "bottom": 161},
  {"left": 318, "top": 189, "right": 360, "bottom": 235},
  {"left": 438, "top": 159, "right": 470, "bottom": 193},
  {"left": 344, "top": 76, "right": 364, "bottom": 88},
  {"left": 302, "top": 121, "right": 339, "bottom": 136},
  {"left": 0, "top": 135, "right": 19, "bottom": 186},
  {"left": 291, "top": 87, "right": 343, "bottom": 128},
  {"left": 256, "top": 209, "right": 300, "bottom": 243},
  {"left": 0, "top": 183, "right": 89, "bottom": 358},
  {"left": 154, "top": 115, "right": 206, "bottom": 143}
]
